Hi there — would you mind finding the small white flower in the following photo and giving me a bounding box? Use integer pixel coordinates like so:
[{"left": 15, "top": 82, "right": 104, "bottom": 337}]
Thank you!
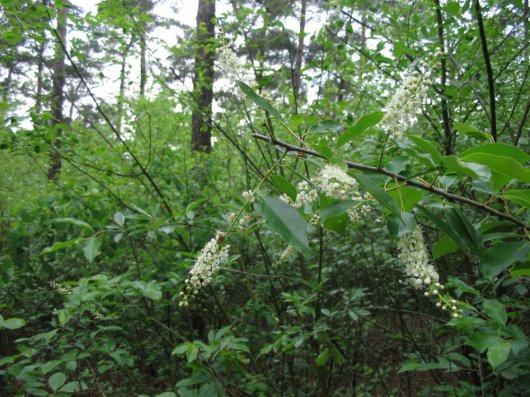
[
  {"left": 294, "top": 180, "right": 318, "bottom": 208},
  {"left": 242, "top": 190, "right": 255, "bottom": 203},
  {"left": 397, "top": 226, "right": 439, "bottom": 291},
  {"left": 181, "top": 231, "right": 230, "bottom": 306},
  {"left": 381, "top": 72, "right": 429, "bottom": 141},
  {"left": 314, "top": 165, "right": 356, "bottom": 200},
  {"left": 279, "top": 193, "right": 293, "bottom": 205},
  {"left": 274, "top": 245, "right": 296, "bottom": 267}
]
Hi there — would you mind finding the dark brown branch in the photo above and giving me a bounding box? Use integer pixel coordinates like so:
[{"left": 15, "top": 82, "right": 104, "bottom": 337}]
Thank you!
[
  {"left": 475, "top": 0, "right": 497, "bottom": 141},
  {"left": 434, "top": 0, "right": 453, "bottom": 155},
  {"left": 252, "top": 133, "right": 528, "bottom": 230}
]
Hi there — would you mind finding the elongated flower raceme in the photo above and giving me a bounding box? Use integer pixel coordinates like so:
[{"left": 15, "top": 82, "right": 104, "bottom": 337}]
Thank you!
[
  {"left": 397, "top": 226, "right": 439, "bottom": 290},
  {"left": 180, "top": 231, "right": 230, "bottom": 307},
  {"left": 315, "top": 164, "right": 357, "bottom": 200}
]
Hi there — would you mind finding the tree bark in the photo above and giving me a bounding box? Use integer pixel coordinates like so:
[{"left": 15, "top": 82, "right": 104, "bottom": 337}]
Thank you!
[
  {"left": 293, "top": 0, "right": 307, "bottom": 99},
  {"left": 191, "top": 0, "right": 216, "bottom": 152},
  {"left": 48, "top": 0, "right": 69, "bottom": 181}
]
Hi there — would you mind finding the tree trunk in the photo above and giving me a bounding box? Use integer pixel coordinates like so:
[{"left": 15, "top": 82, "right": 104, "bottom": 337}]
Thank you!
[
  {"left": 35, "top": 40, "right": 46, "bottom": 114},
  {"left": 191, "top": 0, "right": 216, "bottom": 153},
  {"left": 118, "top": 36, "right": 134, "bottom": 133},
  {"left": 293, "top": 0, "right": 307, "bottom": 99},
  {"left": 47, "top": 0, "right": 68, "bottom": 181}
]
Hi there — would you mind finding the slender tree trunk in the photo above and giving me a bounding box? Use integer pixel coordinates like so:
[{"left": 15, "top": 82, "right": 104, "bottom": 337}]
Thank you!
[
  {"left": 1, "top": 61, "right": 14, "bottom": 103},
  {"left": 191, "top": 0, "right": 215, "bottom": 152},
  {"left": 140, "top": 34, "right": 147, "bottom": 97},
  {"left": 48, "top": 0, "right": 68, "bottom": 181},
  {"left": 434, "top": 0, "right": 453, "bottom": 155},
  {"left": 293, "top": 0, "right": 307, "bottom": 99},
  {"left": 117, "top": 36, "right": 134, "bottom": 133},
  {"left": 35, "top": 40, "right": 46, "bottom": 114}
]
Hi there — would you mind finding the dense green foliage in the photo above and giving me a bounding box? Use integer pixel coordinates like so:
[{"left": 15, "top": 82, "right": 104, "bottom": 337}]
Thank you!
[{"left": 1, "top": 0, "right": 529, "bottom": 396}]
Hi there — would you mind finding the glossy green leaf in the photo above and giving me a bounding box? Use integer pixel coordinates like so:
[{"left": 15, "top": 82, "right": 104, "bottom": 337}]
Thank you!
[
  {"left": 432, "top": 234, "right": 458, "bottom": 259},
  {"left": 459, "top": 143, "right": 530, "bottom": 164},
  {"left": 453, "top": 121, "right": 494, "bottom": 142},
  {"left": 155, "top": 393, "right": 177, "bottom": 397},
  {"left": 466, "top": 332, "right": 499, "bottom": 353},
  {"left": 350, "top": 172, "right": 400, "bottom": 215},
  {"left": 459, "top": 153, "right": 530, "bottom": 183},
  {"left": 83, "top": 237, "right": 102, "bottom": 263},
  {"left": 407, "top": 135, "right": 442, "bottom": 165},
  {"left": 337, "top": 111, "right": 384, "bottom": 147},
  {"left": 445, "top": 207, "right": 483, "bottom": 255},
  {"left": 315, "top": 349, "right": 329, "bottom": 367},
  {"left": 269, "top": 175, "right": 297, "bottom": 201},
  {"left": 48, "top": 372, "right": 67, "bottom": 392},
  {"left": 320, "top": 199, "right": 355, "bottom": 223},
  {"left": 40, "top": 238, "right": 83, "bottom": 255},
  {"left": 1, "top": 317, "right": 26, "bottom": 330},
  {"left": 481, "top": 242, "right": 530, "bottom": 279},
  {"left": 487, "top": 340, "right": 511, "bottom": 369},
  {"left": 503, "top": 189, "right": 530, "bottom": 209},
  {"left": 442, "top": 156, "right": 481, "bottom": 178},
  {"left": 54, "top": 217, "right": 94, "bottom": 232},
  {"left": 237, "top": 81, "right": 283, "bottom": 120},
  {"left": 483, "top": 299, "right": 507, "bottom": 326},
  {"left": 387, "top": 212, "right": 416, "bottom": 241},
  {"left": 260, "top": 194, "right": 309, "bottom": 252},
  {"left": 308, "top": 120, "right": 343, "bottom": 134},
  {"left": 113, "top": 212, "right": 125, "bottom": 226}
]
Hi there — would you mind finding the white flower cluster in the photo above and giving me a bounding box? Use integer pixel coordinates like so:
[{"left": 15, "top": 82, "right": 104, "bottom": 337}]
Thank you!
[
  {"left": 50, "top": 281, "right": 72, "bottom": 295},
  {"left": 315, "top": 165, "right": 357, "bottom": 200},
  {"left": 278, "top": 165, "right": 373, "bottom": 224},
  {"left": 242, "top": 190, "right": 255, "bottom": 203},
  {"left": 347, "top": 192, "right": 372, "bottom": 222},
  {"left": 218, "top": 44, "right": 243, "bottom": 81},
  {"left": 180, "top": 231, "right": 230, "bottom": 307},
  {"left": 397, "top": 226, "right": 439, "bottom": 290},
  {"left": 273, "top": 245, "right": 295, "bottom": 267},
  {"left": 381, "top": 72, "right": 429, "bottom": 141}
]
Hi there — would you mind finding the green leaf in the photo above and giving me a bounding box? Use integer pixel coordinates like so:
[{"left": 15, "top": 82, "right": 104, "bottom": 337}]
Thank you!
[
  {"left": 1, "top": 317, "right": 26, "bottom": 330},
  {"left": 144, "top": 281, "right": 162, "bottom": 301},
  {"left": 483, "top": 299, "right": 508, "bottom": 326},
  {"left": 308, "top": 120, "right": 343, "bottom": 134},
  {"left": 59, "top": 381, "right": 86, "bottom": 393},
  {"left": 260, "top": 194, "right": 309, "bottom": 252},
  {"left": 48, "top": 372, "right": 67, "bottom": 392},
  {"left": 442, "top": 156, "right": 481, "bottom": 178},
  {"left": 315, "top": 349, "right": 329, "bottom": 367},
  {"left": 487, "top": 340, "right": 511, "bottom": 369},
  {"left": 350, "top": 172, "right": 400, "bottom": 215},
  {"left": 337, "top": 111, "right": 384, "bottom": 147},
  {"left": 503, "top": 189, "right": 530, "bottom": 209},
  {"left": 269, "top": 175, "right": 297, "bottom": 201},
  {"left": 445, "top": 207, "right": 483, "bottom": 255},
  {"left": 388, "top": 186, "right": 424, "bottom": 212},
  {"left": 459, "top": 152, "right": 530, "bottom": 183},
  {"left": 155, "top": 393, "right": 177, "bottom": 397},
  {"left": 466, "top": 332, "right": 499, "bottom": 353},
  {"left": 453, "top": 121, "right": 494, "bottom": 142},
  {"left": 237, "top": 81, "right": 283, "bottom": 120},
  {"left": 480, "top": 242, "right": 530, "bottom": 279},
  {"left": 54, "top": 217, "right": 94, "bottom": 232},
  {"left": 387, "top": 212, "right": 416, "bottom": 241},
  {"left": 83, "top": 237, "right": 102, "bottom": 263},
  {"left": 320, "top": 200, "right": 355, "bottom": 223},
  {"left": 40, "top": 238, "right": 83, "bottom": 256},
  {"left": 432, "top": 234, "right": 458, "bottom": 259},
  {"left": 113, "top": 212, "right": 125, "bottom": 226},
  {"left": 459, "top": 143, "right": 530, "bottom": 164},
  {"left": 407, "top": 135, "right": 442, "bottom": 165}
]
